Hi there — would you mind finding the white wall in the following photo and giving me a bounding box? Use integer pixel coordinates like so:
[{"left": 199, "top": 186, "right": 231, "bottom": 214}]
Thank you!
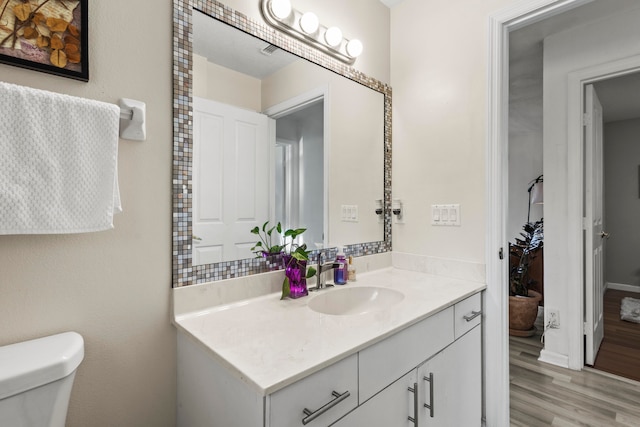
[
  {"left": 603, "top": 118, "right": 640, "bottom": 289},
  {"left": 193, "top": 53, "right": 262, "bottom": 111},
  {"left": 508, "top": 42, "right": 544, "bottom": 241},
  {"left": 0, "top": 1, "right": 175, "bottom": 426},
  {"left": 543, "top": 6, "right": 640, "bottom": 361},
  {"left": 390, "top": 0, "right": 516, "bottom": 262},
  {"left": 0, "top": 1, "right": 389, "bottom": 426}
]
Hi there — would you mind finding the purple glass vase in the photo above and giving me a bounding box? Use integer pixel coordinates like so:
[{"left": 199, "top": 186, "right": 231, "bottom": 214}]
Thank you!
[{"left": 283, "top": 254, "right": 308, "bottom": 299}]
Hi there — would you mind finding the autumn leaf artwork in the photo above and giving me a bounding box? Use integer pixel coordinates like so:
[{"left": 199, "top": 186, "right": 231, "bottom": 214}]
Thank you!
[{"left": 0, "top": 0, "right": 87, "bottom": 80}]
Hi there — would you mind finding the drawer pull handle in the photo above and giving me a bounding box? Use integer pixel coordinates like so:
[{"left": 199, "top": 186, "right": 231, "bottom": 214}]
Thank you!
[
  {"left": 424, "top": 373, "right": 434, "bottom": 418},
  {"left": 463, "top": 310, "right": 482, "bottom": 322},
  {"left": 407, "top": 382, "right": 419, "bottom": 425},
  {"left": 302, "top": 390, "right": 350, "bottom": 425}
]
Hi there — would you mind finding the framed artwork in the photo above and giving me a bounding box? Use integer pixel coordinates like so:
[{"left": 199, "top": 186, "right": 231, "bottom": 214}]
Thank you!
[{"left": 0, "top": 0, "right": 88, "bottom": 81}]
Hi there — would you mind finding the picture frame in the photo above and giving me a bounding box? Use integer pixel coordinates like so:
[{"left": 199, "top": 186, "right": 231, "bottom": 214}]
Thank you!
[{"left": 0, "top": 0, "right": 88, "bottom": 81}]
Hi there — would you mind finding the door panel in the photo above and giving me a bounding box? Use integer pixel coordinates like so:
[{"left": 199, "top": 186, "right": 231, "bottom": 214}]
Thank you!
[
  {"left": 331, "top": 370, "right": 416, "bottom": 427},
  {"left": 584, "top": 84, "right": 605, "bottom": 366},
  {"left": 193, "top": 97, "right": 271, "bottom": 264},
  {"left": 418, "top": 326, "right": 481, "bottom": 427}
]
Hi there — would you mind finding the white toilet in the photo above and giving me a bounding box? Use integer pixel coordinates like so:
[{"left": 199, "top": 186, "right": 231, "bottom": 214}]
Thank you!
[{"left": 0, "top": 331, "right": 84, "bottom": 427}]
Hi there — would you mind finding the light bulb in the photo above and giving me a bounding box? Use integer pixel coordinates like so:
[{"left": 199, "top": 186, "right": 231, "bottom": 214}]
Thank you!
[
  {"left": 346, "top": 39, "right": 363, "bottom": 58},
  {"left": 324, "top": 27, "right": 343, "bottom": 47},
  {"left": 270, "top": 0, "right": 291, "bottom": 19},
  {"left": 300, "top": 12, "right": 319, "bottom": 34}
]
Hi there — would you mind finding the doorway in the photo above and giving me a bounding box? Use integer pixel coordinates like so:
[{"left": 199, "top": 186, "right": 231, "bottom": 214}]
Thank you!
[
  {"left": 487, "top": 0, "right": 640, "bottom": 425},
  {"left": 264, "top": 87, "right": 329, "bottom": 250},
  {"left": 585, "top": 73, "right": 640, "bottom": 382},
  {"left": 273, "top": 99, "right": 325, "bottom": 248}
]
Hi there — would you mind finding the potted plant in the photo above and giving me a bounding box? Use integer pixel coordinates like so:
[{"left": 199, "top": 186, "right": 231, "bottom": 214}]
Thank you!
[
  {"left": 251, "top": 221, "right": 316, "bottom": 300},
  {"left": 509, "top": 219, "right": 543, "bottom": 336}
]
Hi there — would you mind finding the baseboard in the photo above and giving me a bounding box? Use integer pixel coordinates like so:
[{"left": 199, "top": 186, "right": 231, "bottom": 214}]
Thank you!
[
  {"left": 606, "top": 282, "right": 640, "bottom": 293},
  {"left": 538, "top": 349, "right": 569, "bottom": 368}
]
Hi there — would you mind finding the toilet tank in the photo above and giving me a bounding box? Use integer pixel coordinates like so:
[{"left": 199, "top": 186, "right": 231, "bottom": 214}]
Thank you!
[{"left": 0, "top": 332, "right": 84, "bottom": 427}]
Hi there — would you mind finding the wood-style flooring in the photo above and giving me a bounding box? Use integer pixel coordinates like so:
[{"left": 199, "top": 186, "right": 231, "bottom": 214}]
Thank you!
[
  {"left": 509, "top": 302, "right": 640, "bottom": 426},
  {"left": 592, "top": 289, "right": 640, "bottom": 382}
]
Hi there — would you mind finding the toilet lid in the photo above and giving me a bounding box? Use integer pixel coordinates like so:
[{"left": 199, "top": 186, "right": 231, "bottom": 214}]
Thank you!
[{"left": 0, "top": 331, "right": 84, "bottom": 400}]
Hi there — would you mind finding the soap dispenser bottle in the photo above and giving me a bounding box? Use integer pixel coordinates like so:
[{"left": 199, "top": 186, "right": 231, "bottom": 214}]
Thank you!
[{"left": 334, "top": 248, "right": 348, "bottom": 285}]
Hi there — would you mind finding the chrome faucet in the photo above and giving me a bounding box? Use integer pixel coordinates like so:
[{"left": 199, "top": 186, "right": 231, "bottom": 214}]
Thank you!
[{"left": 314, "top": 251, "right": 338, "bottom": 290}]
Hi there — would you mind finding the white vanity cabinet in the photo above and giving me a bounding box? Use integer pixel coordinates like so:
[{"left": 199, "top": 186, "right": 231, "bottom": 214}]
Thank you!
[
  {"left": 176, "top": 288, "right": 483, "bottom": 427},
  {"left": 332, "top": 292, "right": 482, "bottom": 427},
  {"left": 177, "top": 333, "right": 358, "bottom": 427}
]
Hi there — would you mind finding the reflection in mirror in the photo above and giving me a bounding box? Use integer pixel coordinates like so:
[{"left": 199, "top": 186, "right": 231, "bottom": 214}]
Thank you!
[
  {"left": 273, "top": 100, "right": 324, "bottom": 251},
  {"left": 171, "top": 0, "right": 391, "bottom": 286},
  {"left": 191, "top": 10, "right": 384, "bottom": 265}
]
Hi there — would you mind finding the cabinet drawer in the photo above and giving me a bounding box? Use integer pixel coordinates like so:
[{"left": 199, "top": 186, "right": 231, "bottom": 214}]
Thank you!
[
  {"left": 268, "top": 353, "right": 357, "bottom": 427},
  {"left": 358, "top": 307, "right": 454, "bottom": 403},
  {"left": 454, "top": 292, "right": 482, "bottom": 339}
]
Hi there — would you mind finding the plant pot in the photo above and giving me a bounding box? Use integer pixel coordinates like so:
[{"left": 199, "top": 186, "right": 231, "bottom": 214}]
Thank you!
[
  {"left": 283, "top": 254, "right": 308, "bottom": 299},
  {"left": 509, "top": 290, "right": 542, "bottom": 337}
]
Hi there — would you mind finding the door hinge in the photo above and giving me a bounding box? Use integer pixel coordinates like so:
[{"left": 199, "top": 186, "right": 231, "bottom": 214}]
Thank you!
[
  {"left": 583, "top": 322, "right": 587, "bottom": 335},
  {"left": 583, "top": 113, "right": 591, "bottom": 127},
  {"left": 499, "top": 247, "right": 504, "bottom": 260},
  {"left": 582, "top": 217, "right": 588, "bottom": 230}
]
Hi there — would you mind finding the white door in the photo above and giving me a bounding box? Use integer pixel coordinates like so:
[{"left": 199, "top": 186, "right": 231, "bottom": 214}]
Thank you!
[
  {"left": 584, "top": 84, "right": 606, "bottom": 366},
  {"left": 192, "top": 97, "right": 272, "bottom": 264}
]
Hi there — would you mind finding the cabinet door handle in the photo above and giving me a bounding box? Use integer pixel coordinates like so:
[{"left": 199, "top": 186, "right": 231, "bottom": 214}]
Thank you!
[
  {"left": 463, "top": 310, "right": 482, "bottom": 322},
  {"left": 407, "top": 382, "right": 418, "bottom": 425},
  {"left": 302, "top": 390, "right": 350, "bottom": 425},
  {"left": 424, "top": 373, "right": 434, "bottom": 418}
]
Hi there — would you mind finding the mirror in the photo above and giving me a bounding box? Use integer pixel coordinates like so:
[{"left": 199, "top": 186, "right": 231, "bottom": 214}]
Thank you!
[
  {"left": 191, "top": 10, "right": 384, "bottom": 265},
  {"left": 172, "top": 0, "right": 391, "bottom": 286}
]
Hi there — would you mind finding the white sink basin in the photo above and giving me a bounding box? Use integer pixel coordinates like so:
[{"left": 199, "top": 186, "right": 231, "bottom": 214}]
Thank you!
[{"left": 308, "top": 286, "right": 404, "bottom": 315}]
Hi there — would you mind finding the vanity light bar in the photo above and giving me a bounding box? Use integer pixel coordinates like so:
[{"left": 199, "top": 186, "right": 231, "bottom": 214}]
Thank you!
[{"left": 260, "top": 0, "right": 363, "bottom": 65}]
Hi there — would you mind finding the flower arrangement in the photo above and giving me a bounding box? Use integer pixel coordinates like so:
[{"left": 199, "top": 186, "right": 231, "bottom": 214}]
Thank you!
[{"left": 251, "top": 221, "right": 316, "bottom": 299}]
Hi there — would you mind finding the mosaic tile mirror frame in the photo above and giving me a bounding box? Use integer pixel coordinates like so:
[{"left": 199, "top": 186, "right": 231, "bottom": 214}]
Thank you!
[{"left": 172, "top": 0, "right": 392, "bottom": 287}]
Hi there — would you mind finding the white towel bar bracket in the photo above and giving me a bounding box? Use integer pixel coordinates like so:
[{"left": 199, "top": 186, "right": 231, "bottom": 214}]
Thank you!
[{"left": 118, "top": 98, "right": 146, "bottom": 141}]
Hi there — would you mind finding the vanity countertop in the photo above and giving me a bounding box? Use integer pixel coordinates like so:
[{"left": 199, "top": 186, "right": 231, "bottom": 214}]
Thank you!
[{"left": 174, "top": 267, "right": 485, "bottom": 396}]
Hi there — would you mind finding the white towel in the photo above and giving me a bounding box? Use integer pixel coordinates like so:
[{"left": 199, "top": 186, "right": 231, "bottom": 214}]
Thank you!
[{"left": 0, "top": 82, "right": 121, "bottom": 234}]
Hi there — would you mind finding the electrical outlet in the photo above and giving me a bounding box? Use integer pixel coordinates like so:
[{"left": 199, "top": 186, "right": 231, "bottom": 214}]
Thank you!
[{"left": 547, "top": 308, "right": 560, "bottom": 329}]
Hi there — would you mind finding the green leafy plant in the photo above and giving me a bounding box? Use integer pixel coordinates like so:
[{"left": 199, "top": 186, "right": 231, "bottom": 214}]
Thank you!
[
  {"left": 509, "top": 219, "right": 544, "bottom": 297},
  {"left": 250, "top": 221, "right": 285, "bottom": 255},
  {"left": 251, "top": 221, "right": 317, "bottom": 299}
]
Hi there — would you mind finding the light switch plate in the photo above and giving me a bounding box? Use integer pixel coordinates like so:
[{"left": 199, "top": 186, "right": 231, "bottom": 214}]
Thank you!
[
  {"left": 432, "top": 204, "right": 460, "bottom": 226},
  {"left": 341, "top": 205, "right": 358, "bottom": 222}
]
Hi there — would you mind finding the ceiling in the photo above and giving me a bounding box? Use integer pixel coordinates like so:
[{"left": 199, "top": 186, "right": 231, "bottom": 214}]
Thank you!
[
  {"left": 510, "top": 0, "right": 640, "bottom": 123},
  {"left": 192, "top": 10, "right": 298, "bottom": 79},
  {"left": 594, "top": 73, "right": 640, "bottom": 123}
]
